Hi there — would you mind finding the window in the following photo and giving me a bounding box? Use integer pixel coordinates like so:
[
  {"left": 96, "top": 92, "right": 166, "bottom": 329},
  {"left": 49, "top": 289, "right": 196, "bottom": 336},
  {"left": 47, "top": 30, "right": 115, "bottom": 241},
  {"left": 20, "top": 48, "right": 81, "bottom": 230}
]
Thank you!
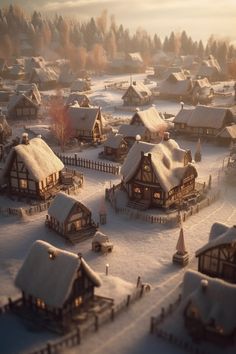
[
  {"left": 47, "top": 175, "right": 53, "bottom": 184},
  {"left": 143, "top": 164, "right": 151, "bottom": 172},
  {"left": 74, "top": 297, "right": 82, "bottom": 307},
  {"left": 19, "top": 179, "right": 27, "bottom": 189},
  {"left": 153, "top": 192, "right": 161, "bottom": 199},
  {"left": 36, "top": 298, "right": 46, "bottom": 309},
  {"left": 134, "top": 187, "right": 141, "bottom": 194}
]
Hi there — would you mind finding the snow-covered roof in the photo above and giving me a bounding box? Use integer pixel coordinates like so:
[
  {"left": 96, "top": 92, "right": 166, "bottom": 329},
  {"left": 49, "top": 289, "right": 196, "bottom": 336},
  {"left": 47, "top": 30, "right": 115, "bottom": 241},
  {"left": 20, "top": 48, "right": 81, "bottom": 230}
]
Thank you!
[
  {"left": 182, "top": 270, "right": 236, "bottom": 335},
  {"left": 15, "top": 240, "right": 101, "bottom": 308},
  {"left": 48, "top": 192, "right": 90, "bottom": 223},
  {"left": 67, "top": 105, "right": 101, "bottom": 130},
  {"left": 173, "top": 108, "right": 194, "bottom": 124},
  {"left": 193, "top": 77, "right": 211, "bottom": 89},
  {"left": 159, "top": 72, "right": 192, "bottom": 96},
  {"left": 31, "top": 67, "right": 58, "bottom": 82},
  {"left": 118, "top": 124, "right": 146, "bottom": 138},
  {"left": 217, "top": 125, "right": 236, "bottom": 139},
  {"left": 16, "top": 83, "right": 41, "bottom": 105},
  {"left": 127, "top": 52, "right": 143, "bottom": 63},
  {"left": 1, "top": 137, "right": 64, "bottom": 182},
  {"left": 198, "top": 56, "right": 222, "bottom": 77},
  {"left": 121, "top": 140, "right": 197, "bottom": 192},
  {"left": 65, "top": 92, "right": 90, "bottom": 107},
  {"left": 188, "top": 105, "right": 233, "bottom": 129},
  {"left": 208, "top": 222, "right": 230, "bottom": 241},
  {"left": 7, "top": 93, "right": 38, "bottom": 113},
  {"left": 9, "top": 64, "right": 24, "bottom": 76},
  {"left": 131, "top": 106, "right": 167, "bottom": 133},
  {"left": 70, "top": 79, "right": 90, "bottom": 92},
  {"left": 196, "top": 225, "right": 236, "bottom": 256},
  {"left": 104, "top": 134, "right": 126, "bottom": 149},
  {"left": 122, "top": 82, "right": 152, "bottom": 100},
  {"left": 92, "top": 231, "right": 109, "bottom": 244},
  {"left": 24, "top": 56, "right": 45, "bottom": 74}
]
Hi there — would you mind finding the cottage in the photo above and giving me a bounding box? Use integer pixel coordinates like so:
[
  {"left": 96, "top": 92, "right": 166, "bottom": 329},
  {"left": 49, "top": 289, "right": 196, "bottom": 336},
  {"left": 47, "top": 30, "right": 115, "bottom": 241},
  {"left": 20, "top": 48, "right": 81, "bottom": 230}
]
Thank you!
[
  {"left": 182, "top": 270, "right": 236, "bottom": 345},
  {"left": 122, "top": 82, "right": 152, "bottom": 106},
  {"left": 196, "top": 224, "right": 236, "bottom": 284},
  {"left": 125, "top": 52, "right": 145, "bottom": 73},
  {"left": 216, "top": 125, "right": 236, "bottom": 145},
  {"left": 0, "top": 135, "right": 64, "bottom": 200},
  {"left": 70, "top": 79, "right": 91, "bottom": 93},
  {"left": 197, "top": 55, "right": 223, "bottom": 81},
  {"left": 118, "top": 124, "right": 146, "bottom": 147},
  {"left": 191, "top": 78, "right": 214, "bottom": 104},
  {"left": 16, "top": 83, "right": 41, "bottom": 106},
  {"left": 159, "top": 72, "right": 193, "bottom": 101},
  {"left": 67, "top": 104, "right": 105, "bottom": 143},
  {"left": 7, "top": 92, "right": 39, "bottom": 120},
  {"left": 15, "top": 240, "right": 101, "bottom": 331},
  {"left": 130, "top": 106, "right": 167, "bottom": 142},
  {"left": 101, "top": 134, "right": 128, "bottom": 162},
  {"left": 174, "top": 105, "right": 234, "bottom": 138},
  {"left": 65, "top": 92, "right": 90, "bottom": 108},
  {"left": 29, "top": 67, "right": 58, "bottom": 90},
  {"left": 46, "top": 192, "right": 97, "bottom": 243},
  {"left": 121, "top": 137, "right": 197, "bottom": 209}
]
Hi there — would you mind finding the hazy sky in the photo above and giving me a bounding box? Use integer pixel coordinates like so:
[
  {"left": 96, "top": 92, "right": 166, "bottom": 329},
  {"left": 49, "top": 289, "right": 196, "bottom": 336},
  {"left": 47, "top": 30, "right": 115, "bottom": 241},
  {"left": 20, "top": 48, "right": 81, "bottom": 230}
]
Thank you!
[{"left": 1, "top": 0, "right": 236, "bottom": 43}]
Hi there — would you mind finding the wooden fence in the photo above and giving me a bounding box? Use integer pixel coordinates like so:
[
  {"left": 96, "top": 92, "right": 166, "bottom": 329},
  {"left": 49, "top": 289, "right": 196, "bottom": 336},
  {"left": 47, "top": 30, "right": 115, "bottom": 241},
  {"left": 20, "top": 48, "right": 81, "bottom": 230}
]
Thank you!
[
  {"left": 56, "top": 153, "right": 120, "bottom": 176},
  {"left": 150, "top": 294, "right": 212, "bottom": 354},
  {"left": 106, "top": 186, "right": 220, "bottom": 226},
  {"left": 2, "top": 279, "right": 149, "bottom": 354}
]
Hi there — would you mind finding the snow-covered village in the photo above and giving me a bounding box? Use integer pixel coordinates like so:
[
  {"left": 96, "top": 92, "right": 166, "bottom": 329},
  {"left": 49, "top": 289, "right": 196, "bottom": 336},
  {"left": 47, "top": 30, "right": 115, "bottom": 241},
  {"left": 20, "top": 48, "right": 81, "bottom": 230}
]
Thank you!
[{"left": 0, "top": 1, "right": 236, "bottom": 354}]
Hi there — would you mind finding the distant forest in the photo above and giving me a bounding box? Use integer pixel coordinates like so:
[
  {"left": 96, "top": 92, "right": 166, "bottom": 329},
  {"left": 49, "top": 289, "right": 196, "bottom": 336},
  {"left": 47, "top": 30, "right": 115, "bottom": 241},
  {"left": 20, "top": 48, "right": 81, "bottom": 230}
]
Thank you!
[{"left": 0, "top": 4, "right": 236, "bottom": 72}]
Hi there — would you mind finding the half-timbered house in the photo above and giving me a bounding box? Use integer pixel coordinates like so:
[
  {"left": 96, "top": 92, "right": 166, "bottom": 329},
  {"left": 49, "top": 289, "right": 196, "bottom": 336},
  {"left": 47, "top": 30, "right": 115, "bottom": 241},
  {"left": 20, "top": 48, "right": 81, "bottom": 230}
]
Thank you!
[
  {"left": 173, "top": 105, "right": 234, "bottom": 138},
  {"left": 196, "top": 224, "right": 236, "bottom": 284},
  {"left": 121, "top": 136, "right": 197, "bottom": 209},
  {"left": 15, "top": 240, "right": 101, "bottom": 332},
  {"left": 46, "top": 192, "right": 97, "bottom": 243},
  {"left": 182, "top": 270, "right": 236, "bottom": 345},
  {"left": 101, "top": 134, "right": 128, "bottom": 162},
  {"left": 7, "top": 92, "right": 39, "bottom": 121},
  {"left": 67, "top": 104, "right": 105, "bottom": 143},
  {"left": 122, "top": 82, "right": 152, "bottom": 106},
  {"left": 0, "top": 135, "right": 64, "bottom": 200}
]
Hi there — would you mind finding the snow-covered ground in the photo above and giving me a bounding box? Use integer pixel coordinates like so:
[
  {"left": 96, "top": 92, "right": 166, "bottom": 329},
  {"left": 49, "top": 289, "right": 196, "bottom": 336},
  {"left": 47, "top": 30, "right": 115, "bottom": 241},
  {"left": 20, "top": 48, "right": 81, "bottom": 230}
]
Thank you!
[{"left": 0, "top": 71, "right": 236, "bottom": 354}]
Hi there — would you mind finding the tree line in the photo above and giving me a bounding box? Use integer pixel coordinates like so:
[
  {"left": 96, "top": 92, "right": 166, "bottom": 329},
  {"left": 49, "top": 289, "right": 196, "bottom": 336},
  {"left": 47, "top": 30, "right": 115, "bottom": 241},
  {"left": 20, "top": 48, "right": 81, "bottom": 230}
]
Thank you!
[{"left": 0, "top": 4, "right": 236, "bottom": 73}]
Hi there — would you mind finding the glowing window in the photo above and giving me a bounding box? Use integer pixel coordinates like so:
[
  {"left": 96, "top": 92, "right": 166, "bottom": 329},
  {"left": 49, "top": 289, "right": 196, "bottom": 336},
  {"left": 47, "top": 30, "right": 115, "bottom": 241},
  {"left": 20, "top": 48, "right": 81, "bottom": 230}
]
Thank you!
[
  {"left": 74, "top": 297, "right": 82, "bottom": 307},
  {"left": 143, "top": 165, "right": 151, "bottom": 172},
  {"left": 153, "top": 192, "right": 161, "bottom": 199},
  {"left": 19, "top": 179, "right": 27, "bottom": 189},
  {"left": 134, "top": 187, "right": 141, "bottom": 193},
  {"left": 36, "top": 298, "right": 46, "bottom": 309}
]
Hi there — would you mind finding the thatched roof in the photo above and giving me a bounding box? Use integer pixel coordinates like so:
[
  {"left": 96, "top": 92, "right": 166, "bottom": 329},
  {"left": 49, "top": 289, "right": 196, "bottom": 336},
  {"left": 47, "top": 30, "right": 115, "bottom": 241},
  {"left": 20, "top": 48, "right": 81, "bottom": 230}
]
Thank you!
[
  {"left": 48, "top": 192, "right": 90, "bottom": 223},
  {"left": 1, "top": 137, "right": 64, "bottom": 182},
  {"left": 67, "top": 104, "right": 102, "bottom": 131},
  {"left": 159, "top": 72, "right": 192, "bottom": 96},
  {"left": 183, "top": 270, "right": 236, "bottom": 335},
  {"left": 131, "top": 106, "right": 167, "bottom": 133},
  {"left": 188, "top": 105, "right": 233, "bottom": 129},
  {"left": 7, "top": 93, "right": 38, "bottom": 113},
  {"left": 217, "top": 125, "right": 236, "bottom": 139},
  {"left": 122, "top": 82, "right": 152, "bottom": 100},
  {"left": 121, "top": 139, "right": 197, "bottom": 192},
  {"left": 15, "top": 240, "right": 101, "bottom": 308},
  {"left": 104, "top": 134, "right": 126, "bottom": 149},
  {"left": 31, "top": 67, "right": 58, "bottom": 83},
  {"left": 16, "top": 83, "right": 41, "bottom": 105},
  {"left": 196, "top": 225, "right": 236, "bottom": 256}
]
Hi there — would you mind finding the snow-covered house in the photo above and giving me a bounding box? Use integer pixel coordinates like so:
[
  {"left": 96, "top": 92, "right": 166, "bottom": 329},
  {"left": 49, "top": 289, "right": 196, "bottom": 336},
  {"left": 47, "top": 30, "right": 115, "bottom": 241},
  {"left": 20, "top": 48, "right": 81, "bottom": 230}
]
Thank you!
[
  {"left": 216, "top": 125, "right": 236, "bottom": 145},
  {"left": 67, "top": 104, "right": 105, "bottom": 143},
  {"left": 101, "top": 134, "right": 128, "bottom": 162},
  {"left": 29, "top": 67, "right": 58, "bottom": 90},
  {"left": 173, "top": 105, "right": 234, "bottom": 138},
  {"left": 92, "top": 231, "right": 113, "bottom": 253},
  {"left": 196, "top": 224, "right": 236, "bottom": 284},
  {"left": 122, "top": 82, "right": 152, "bottom": 106},
  {"left": 1, "top": 136, "right": 64, "bottom": 200},
  {"left": 182, "top": 270, "right": 236, "bottom": 345},
  {"left": 118, "top": 124, "right": 146, "bottom": 147},
  {"left": 65, "top": 92, "right": 90, "bottom": 108},
  {"left": 15, "top": 240, "right": 101, "bottom": 330},
  {"left": 125, "top": 52, "right": 145, "bottom": 73},
  {"left": 70, "top": 79, "right": 91, "bottom": 93},
  {"left": 16, "top": 83, "right": 41, "bottom": 106},
  {"left": 121, "top": 137, "right": 197, "bottom": 209},
  {"left": 129, "top": 106, "right": 167, "bottom": 142},
  {"left": 7, "top": 92, "right": 40, "bottom": 121},
  {"left": 159, "top": 72, "right": 193, "bottom": 101},
  {"left": 191, "top": 78, "right": 214, "bottom": 104},
  {"left": 46, "top": 192, "right": 97, "bottom": 243},
  {"left": 197, "top": 55, "right": 223, "bottom": 81}
]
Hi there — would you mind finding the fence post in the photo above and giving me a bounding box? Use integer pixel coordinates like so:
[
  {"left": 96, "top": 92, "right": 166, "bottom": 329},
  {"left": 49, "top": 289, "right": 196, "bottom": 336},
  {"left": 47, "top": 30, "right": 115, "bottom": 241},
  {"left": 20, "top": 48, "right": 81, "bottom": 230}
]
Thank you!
[
  {"left": 94, "top": 315, "right": 99, "bottom": 331},
  {"left": 140, "top": 284, "right": 144, "bottom": 297},
  {"left": 150, "top": 316, "right": 156, "bottom": 334},
  {"left": 136, "top": 276, "right": 141, "bottom": 288}
]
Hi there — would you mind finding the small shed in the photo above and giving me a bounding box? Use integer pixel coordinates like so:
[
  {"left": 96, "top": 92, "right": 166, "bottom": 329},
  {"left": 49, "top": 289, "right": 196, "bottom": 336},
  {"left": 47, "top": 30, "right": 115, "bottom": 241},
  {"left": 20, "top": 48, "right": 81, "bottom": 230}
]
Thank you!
[
  {"left": 122, "top": 82, "right": 152, "bottom": 106},
  {"left": 92, "top": 231, "right": 113, "bottom": 253},
  {"left": 102, "top": 134, "right": 128, "bottom": 162},
  {"left": 15, "top": 240, "right": 101, "bottom": 331},
  {"left": 47, "top": 192, "right": 97, "bottom": 243}
]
